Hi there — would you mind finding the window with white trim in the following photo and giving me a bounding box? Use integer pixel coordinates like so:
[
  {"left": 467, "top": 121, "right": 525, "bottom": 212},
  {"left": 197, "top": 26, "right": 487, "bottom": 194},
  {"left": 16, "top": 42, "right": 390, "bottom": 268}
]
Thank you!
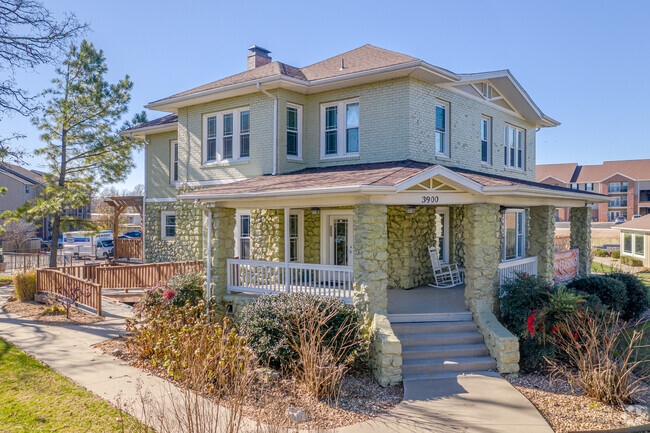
[
  {"left": 434, "top": 207, "right": 449, "bottom": 263},
  {"left": 623, "top": 232, "right": 645, "bottom": 258},
  {"left": 435, "top": 100, "right": 450, "bottom": 157},
  {"left": 585, "top": 183, "right": 594, "bottom": 191},
  {"left": 238, "top": 213, "right": 251, "bottom": 259},
  {"left": 161, "top": 211, "right": 176, "bottom": 239},
  {"left": 503, "top": 209, "right": 526, "bottom": 261},
  {"left": 480, "top": 116, "right": 491, "bottom": 164},
  {"left": 504, "top": 124, "right": 525, "bottom": 170},
  {"left": 286, "top": 103, "right": 302, "bottom": 159},
  {"left": 320, "top": 99, "right": 359, "bottom": 158},
  {"left": 170, "top": 140, "right": 178, "bottom": 183},
  {"left": 203, "top": 107, "right": 250, "bottom": 163}
]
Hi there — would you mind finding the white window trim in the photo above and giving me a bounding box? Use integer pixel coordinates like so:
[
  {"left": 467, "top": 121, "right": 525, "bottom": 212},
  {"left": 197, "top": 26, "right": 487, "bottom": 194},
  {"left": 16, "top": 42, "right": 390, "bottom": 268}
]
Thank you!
[
  {"left": 234, "top": 210, "right": 251, "bottom": 259},
  {"left": 436, "top": 207, "right": 450, "bottom": 264},
  {"left": 435, "top": 99, "right": 450, "bottom": 158},
  {"left": 622, "top": 231, "right": 645, "bottom": 258},
  {"left": 170, "top": 139, "right": 178, "bottom": 184},
  {"left": 286, "top": 103, "right": 303, "bottom": 161},
  {"left": 161, "top": 211, "right": 176, "bottom": 240},
  {"left": 319, "top": 209, "right": 354, "bottom": 266},
  {"left": 289, "top": 210, "right": 304, "bottom": 262},
  {"left": 503, "top": 208, "right": 526, "bottom": 262},
  {"left": 320, "top": 98, "right": 360, "bottom": 159},
  {"left": 480, "top": 116, "right": 492, "bottom": 165},
  {"left": 504, "top": 124, "right": 525, "bottom": 171},
  {"left": 202, "top": 107, "right": 251, "bottom": 165}
]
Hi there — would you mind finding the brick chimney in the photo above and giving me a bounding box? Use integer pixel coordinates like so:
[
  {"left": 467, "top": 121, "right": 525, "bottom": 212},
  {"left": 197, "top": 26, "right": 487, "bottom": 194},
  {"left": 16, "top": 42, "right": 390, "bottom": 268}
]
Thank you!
[{"left": 247, "top": 45, "right": 272, "bottom": 70}]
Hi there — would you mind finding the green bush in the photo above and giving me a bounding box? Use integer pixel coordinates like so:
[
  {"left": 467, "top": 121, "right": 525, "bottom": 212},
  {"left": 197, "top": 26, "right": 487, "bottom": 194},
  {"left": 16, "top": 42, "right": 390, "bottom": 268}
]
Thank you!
[
  {"left": 611, "top": 249, "right": 621, "bottom": 259},
  {"left": 13, "top": 270, "right": 36, "bottom": 301},
  {"left": 607, "top": 273, "right": 649, "bottom": 321},
  {"left": 594, "top": 249, "right": 610, "bottom": 257},
  {"left": 238, "top": 293, "right": 362, "bottom": 370},
  {"left": 568, "top": 275, "right": 627, "bottom": 314},
  {"left": 499, "top": 274, "right": 553, "bottom": 336},
  {"left": 134, "top": 272, "right": 204, "bottom": 315},
  {"left": 621, "top": 256, "right": 644, "bottom": 267}
]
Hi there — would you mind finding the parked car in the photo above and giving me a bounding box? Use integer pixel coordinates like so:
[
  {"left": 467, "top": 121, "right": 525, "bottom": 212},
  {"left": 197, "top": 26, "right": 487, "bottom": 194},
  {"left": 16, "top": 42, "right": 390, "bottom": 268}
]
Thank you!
[
  {"left": 118, "top": 231, "right": 141, "bottom": 239},
  {"left": 614, "top": 216, "right": 627, "bottom": 224},
  {"left": 632, "top": 214, "right": 643, "bottom": 220}
]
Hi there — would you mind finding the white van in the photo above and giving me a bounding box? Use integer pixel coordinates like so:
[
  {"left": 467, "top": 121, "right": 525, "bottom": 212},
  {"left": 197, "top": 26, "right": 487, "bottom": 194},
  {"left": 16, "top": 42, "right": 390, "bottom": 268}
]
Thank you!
[{"left": 62, "top": 231, "right": 114, "bottom": 259}]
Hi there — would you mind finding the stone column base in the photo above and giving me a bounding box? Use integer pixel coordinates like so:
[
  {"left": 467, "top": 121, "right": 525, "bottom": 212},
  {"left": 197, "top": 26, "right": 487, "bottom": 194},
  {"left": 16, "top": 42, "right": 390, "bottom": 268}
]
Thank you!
[{"left": 369, "top": 313, "right": 402, "bottom": 387}]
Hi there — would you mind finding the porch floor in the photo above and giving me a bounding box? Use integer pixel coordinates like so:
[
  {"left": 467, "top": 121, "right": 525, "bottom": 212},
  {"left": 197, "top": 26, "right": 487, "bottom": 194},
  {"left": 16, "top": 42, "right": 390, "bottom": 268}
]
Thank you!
[{"left": 387, "top": 285, "right": 466, "bottom": 315}]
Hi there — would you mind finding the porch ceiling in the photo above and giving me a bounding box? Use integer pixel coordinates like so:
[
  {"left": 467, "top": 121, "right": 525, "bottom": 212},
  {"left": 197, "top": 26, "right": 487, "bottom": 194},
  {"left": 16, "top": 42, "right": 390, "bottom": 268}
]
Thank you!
[{"left": 177, "top": 160, "right": 610, "bottom": 209}]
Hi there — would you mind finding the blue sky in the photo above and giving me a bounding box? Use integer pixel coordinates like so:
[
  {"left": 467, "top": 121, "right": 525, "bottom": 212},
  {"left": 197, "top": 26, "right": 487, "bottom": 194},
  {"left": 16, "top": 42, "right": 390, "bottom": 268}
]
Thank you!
[{"left": 2, "top": 0, "right": 649, "bottom": 190}]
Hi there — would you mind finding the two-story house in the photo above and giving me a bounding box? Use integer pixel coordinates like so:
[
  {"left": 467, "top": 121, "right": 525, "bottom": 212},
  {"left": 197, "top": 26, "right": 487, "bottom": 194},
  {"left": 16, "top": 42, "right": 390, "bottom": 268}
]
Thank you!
[
  {"left": 122, "top": 45, "right": 608, "bottom": 385},
  {"left": 537, "top": 159, "right": 650, "bottom": 222}
]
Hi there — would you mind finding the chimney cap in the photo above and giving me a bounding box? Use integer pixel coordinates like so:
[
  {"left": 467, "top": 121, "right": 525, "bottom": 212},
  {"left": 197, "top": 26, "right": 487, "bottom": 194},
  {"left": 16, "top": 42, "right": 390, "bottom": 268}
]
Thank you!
[{"left": 248, "top": 45, "right": 271, "bottom": 57}]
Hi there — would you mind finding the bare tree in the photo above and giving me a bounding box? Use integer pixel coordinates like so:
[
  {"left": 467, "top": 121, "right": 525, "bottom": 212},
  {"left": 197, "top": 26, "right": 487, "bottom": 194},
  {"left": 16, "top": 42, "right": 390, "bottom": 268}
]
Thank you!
[
  {"left": 0, "top": 0, "right": 87, "bottom": 162},
  {"left": 2, "top": 220, "right": 36, "bottom": 251}
]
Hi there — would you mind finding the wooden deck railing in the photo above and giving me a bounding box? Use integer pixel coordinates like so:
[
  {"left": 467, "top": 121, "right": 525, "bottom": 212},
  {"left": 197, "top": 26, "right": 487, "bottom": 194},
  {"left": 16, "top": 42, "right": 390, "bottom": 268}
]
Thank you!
[
  {"left": 36, "top": 269, "right": 102, "bottom": 316},
  {"left": 114, "top": 238, "right": 142, "bottom": 260},
  {"left": 93, "top": 260, "right": 204, "bottom": 289}
]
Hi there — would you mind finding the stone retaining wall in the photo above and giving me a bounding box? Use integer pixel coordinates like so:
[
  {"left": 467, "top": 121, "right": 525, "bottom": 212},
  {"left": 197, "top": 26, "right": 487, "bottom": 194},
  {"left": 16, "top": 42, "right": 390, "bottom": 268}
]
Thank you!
[
  {"left": 473, "top": 310, "right": 519, "bottom": 373},
  {"left": 369, "top": 313, "right": 402, "bottom": 387}
]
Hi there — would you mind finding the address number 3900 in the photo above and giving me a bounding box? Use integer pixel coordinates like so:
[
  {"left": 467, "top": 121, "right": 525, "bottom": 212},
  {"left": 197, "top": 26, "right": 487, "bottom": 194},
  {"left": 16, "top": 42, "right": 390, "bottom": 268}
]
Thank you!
[{"left": 421, "top": 196, "right": 440, "bottom": 204}]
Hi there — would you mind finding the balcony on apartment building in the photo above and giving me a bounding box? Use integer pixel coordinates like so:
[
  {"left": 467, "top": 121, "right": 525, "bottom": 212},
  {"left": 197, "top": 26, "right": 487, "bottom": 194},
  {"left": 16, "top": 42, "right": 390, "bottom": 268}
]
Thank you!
[
  {"left": 608, "top": 182, "right": 629, "bottom": 194},
  {"left": 640, "top": 190, "right": 650, "bottom": 208},
  {"left": 608, "top": 197, "right": 628, "bottom": 208}
]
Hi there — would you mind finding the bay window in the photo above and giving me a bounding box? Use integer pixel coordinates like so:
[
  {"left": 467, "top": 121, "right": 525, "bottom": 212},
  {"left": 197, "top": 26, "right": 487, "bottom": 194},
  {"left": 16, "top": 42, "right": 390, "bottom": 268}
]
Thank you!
[
  {"left": 435, "top": 100, "right": 450, "bottom": 157},
  {"left": 503, "top": 209, "right": 526, "bottom": 261},
  {"left": 203, "top": 107, "right": 250, "bottom": 163},
  {"left": 504, "top": 124, "right": 525, "bottom": 170},
  {"left": 286, "top": 103, "right": 302, "bottom": 159},
  {"left": 320, "top": 99, "right": 359, "bottom": 158}
]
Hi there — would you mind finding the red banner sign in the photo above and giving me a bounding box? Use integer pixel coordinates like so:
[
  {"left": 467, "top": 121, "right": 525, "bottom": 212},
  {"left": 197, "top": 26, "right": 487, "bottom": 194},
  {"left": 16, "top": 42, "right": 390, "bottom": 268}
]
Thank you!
[{"left": 554, "top": 249, "right": 579, "bottom": 283}]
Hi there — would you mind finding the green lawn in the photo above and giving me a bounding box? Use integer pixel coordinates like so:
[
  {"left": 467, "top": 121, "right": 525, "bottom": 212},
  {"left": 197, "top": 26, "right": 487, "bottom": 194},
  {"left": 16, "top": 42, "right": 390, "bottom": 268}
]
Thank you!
[
  {"left": 0, "top": 338, "right": 148, "bottom": 432},
  {"left": 591, "top": 261, "right": 618, "bottom": 275}
]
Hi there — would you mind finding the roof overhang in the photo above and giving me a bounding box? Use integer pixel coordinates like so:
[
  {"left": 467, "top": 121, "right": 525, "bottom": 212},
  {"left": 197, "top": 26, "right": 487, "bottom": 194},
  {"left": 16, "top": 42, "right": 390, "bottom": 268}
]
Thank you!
[
  {"left": 452, "top": 70, "right": 560, "bottom": 128},
  {"left": 145, "top": 61, "right": 461, "bottom": 113},
  {"left": 178, "top": 165, "right": 609, "bottom": 209},
  {"left": 118, "top": 122, "right": 177, "bottom": 139}
]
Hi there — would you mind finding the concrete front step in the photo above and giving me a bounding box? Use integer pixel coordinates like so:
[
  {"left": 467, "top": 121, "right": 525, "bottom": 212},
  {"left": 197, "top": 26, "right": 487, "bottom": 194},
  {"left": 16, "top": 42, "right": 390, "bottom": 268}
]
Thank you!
[
  {"left": 392, "top": 320, "right": 478, "bottom": 335},
  {"left": 402, "top": 356, "right": 497, "bottom": 376},
  {"left": 402, "top": 370, "right": 500, "bottom": 381},
  {"left": 388, "top": 311, "right": 473, "bottom": 323},
  {"left": 398, "top": 331, "right": 485, "bottom": 347},
  {"left": 402, "top": 343, "right": 490, "bottom": 360}
]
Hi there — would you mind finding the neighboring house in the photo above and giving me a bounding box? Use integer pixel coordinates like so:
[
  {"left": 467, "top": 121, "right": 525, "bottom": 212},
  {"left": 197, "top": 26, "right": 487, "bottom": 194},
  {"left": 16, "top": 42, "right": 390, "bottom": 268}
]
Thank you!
[
  {"left": 537, "top": 159, "right": 650, "bottom": 222},
  {"left": 0, "top": 162, "right": 91, "bottom": 240},
  {"left": 122, "top": 44, "right": 609, "bottom": 385},
  {"left": 616, "top": 214, "right": 650, "bottom": 268}
]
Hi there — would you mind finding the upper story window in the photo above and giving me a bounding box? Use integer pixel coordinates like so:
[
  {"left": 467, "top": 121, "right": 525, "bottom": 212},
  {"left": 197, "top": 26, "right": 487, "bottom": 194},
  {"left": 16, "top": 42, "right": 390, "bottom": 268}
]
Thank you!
[
  {"left": 25, "top": 185, "right": 30, "bottom": 194},
  {"left": 585, "top": 183, "right": 594, "bottom": 191},
  {"left": 170, "top": 139, "right": 178, "bottom": 183},
  {"left": 570, "top": 183, "right": 579, "bottom": 190},
  {"left": 435, "top": 100, "right": 450, "bottom": 157},
  {"left": 320, "top": 99, "right": 359, "bottom": 158},
  {"left": 481, "top": 82, "right": 493, "bottom": 99},
  {"left": 203, "top": 107, "right": 250, "bottom": 164},
  {"left": 609, "top": 181, "right": 628, "bottom": 193},
  {"left": 503, "top": 209, "right": 526, "bottom": 261},
  {"left": 286, "top": 103, "right": 303, "bottom": 159},
  {"left": 504, "top": 124, "right": 524, "bottom": 170},
  {"left": 480, "top": 116, "right": 492, "bottom": 164}
]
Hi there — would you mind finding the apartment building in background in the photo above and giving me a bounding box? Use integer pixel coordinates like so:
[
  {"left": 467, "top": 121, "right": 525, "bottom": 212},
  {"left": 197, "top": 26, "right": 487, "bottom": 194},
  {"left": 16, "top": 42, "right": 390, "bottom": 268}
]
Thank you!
[{"left": 537, "top": 159, "right": 650, "bottom": 222}]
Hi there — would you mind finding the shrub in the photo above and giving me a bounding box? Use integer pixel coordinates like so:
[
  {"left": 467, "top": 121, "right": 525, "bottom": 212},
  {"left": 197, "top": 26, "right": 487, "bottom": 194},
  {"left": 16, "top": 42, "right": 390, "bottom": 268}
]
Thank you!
[
  {"left": 238, "top": 293, "right": 363, "bottom": 372},
  {"left": 134, "top": 272, "right": 204, "bottom": 315},
  {"left": 499, "top": 273, "right": 553, "bottom": 336},
  {"left": 608, "top": 273, "right": 650, "bottom": 321},
  {"left": 611, "top": 249, "right": 621, "bottom": 259},
  {"left": 13, "top": 269, "right": 36, "bottom": 301},
  {"left": 594, "top": 248, "right": 609, "bottom": 257},
  {"left": 621, "top": 256, "right": 644, "bottom": 267},
  {"left": 568, "top": 275, "right": 627, "bottom": 314}
]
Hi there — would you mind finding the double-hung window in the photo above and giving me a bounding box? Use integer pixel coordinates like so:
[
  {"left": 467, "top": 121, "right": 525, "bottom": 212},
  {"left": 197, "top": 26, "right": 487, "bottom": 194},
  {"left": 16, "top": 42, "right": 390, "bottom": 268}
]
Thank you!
[
  {"left": 286, "top": 103, "right": 302, "bottom": 159},
  {"left": 161, "top": 211, "right": 176, "bottom": 240},
  {"left": 480, "top": 116, "right": 492, "bottom": 164},
  {"left": 238, "top": 213, "right": 251, "bottom": 260},
  {"left": 170, "top": 139, "right": 179, "bottom": 183},
  {"left": 203, "top": 107, "right": 251, "bottom": 163},
  {"left": 320, "top": 99, "right": 359, "bottom": 158},
  {"left": 288, "top": 211, "right": 304, "bottom": 262},
  {"left": 504, "top": 124, "right": 525, "bottom": 170},
  {"left": 585, "top": 183, "right": 594, "bottom": 191},
  {"left": 609, "top": 182, "right": 621, "bottom": 193},
  {"left": 435, "top": 100, "right": 450, "bottom": 157},
  {"left": 503, "top": 209, "right": 526, "bottom": 261}
]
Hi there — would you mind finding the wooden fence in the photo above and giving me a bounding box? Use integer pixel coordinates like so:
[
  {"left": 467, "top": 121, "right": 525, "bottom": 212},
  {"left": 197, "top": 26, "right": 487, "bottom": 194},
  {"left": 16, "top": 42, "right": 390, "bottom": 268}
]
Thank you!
[
  {"left": 36, "top": 269, "right": 103, "bottom": 316},
  {"left": 114, "top": 238, "right": 142, "bottom": 261}
]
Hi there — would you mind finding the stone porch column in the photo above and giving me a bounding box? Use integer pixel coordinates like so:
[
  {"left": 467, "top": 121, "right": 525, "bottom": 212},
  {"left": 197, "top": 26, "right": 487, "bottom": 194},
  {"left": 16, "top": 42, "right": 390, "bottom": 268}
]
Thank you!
[
  {"left": 527, "top": 205, "right": 556, "bottom": 283},
  {"left": 462, "top": 203, "right": 502, "bottom": 314},
  {"left": 570, "top": 206, "right": 591, "bottom": 277},
  {"left": 210, "top": 207, "right": 236, "bottom": 299},
  {"left": 353, "top": 204, "right": 389, "bottom": 315}
]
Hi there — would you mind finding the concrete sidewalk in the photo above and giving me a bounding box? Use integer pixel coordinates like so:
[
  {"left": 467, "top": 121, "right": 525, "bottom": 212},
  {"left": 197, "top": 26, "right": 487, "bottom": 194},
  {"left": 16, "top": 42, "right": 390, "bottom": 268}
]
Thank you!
[{"left": 0, "top": 285, "right": 553, "bottom": 433}]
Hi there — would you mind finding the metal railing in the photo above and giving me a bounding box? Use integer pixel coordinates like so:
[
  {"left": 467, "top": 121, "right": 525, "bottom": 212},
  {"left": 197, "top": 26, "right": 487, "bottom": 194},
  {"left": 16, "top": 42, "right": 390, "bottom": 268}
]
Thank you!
[{"left": 1, "top": 252, "right": 72, "bottom": 272}]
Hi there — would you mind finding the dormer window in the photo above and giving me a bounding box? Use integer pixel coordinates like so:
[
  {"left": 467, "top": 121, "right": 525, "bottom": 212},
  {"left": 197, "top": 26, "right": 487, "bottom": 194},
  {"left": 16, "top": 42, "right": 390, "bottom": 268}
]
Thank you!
[
  {"left": 203, "top": 107, "right": 250, "bottom": 164},
  {"left": 481, "top": 83, "right": 493, "bottom": 99}
]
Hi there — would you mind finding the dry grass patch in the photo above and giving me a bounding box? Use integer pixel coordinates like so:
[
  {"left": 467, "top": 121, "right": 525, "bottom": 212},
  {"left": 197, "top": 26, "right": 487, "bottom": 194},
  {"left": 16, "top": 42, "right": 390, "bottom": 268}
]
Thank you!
[{"left": 3, "top": 297, "right": 103, "bottom": 325}]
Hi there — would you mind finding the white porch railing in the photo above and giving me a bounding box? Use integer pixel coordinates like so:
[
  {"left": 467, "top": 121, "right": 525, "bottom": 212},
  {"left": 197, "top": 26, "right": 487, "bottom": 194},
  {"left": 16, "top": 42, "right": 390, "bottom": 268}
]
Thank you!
[
  {"left": 226, "top": 259, "right": 354, "bottom": 303},
  {"left": 498, "top": 256, "right": 538, "bottom": 285}
]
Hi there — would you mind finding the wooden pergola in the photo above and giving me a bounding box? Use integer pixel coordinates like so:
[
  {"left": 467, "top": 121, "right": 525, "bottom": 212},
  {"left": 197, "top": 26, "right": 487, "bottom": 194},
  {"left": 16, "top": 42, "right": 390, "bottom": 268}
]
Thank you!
[{"left": 104, "top": 196, "right": 143, "bottom": 262}]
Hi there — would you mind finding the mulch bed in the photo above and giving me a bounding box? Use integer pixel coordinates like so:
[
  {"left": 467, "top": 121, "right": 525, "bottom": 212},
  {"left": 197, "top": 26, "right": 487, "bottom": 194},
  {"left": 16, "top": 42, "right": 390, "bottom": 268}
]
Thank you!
[
  {"left": 507, "top": 373, "right": 650, "bottom": 432},
  {"left": 94, "top": 337, "right": 403, "bottom": 429},
  {"left": 3, "top": 298, "right": 103, "bottom": 325}
]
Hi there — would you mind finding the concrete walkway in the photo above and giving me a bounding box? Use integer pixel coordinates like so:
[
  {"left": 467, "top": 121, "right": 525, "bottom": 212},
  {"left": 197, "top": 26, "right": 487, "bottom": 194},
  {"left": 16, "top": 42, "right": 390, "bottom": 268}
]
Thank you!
[
  {"left": 0, "top": 286, "right": 553, "bottom": 433},
  {"left": 592, "top": 255, "right": 642, "bottom": 274}
]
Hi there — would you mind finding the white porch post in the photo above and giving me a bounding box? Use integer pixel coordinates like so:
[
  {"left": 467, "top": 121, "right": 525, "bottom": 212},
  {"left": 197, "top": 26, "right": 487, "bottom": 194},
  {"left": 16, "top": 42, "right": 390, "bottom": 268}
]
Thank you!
[{"left": 284, "top": 207, "right": 291, "bottom": 292}]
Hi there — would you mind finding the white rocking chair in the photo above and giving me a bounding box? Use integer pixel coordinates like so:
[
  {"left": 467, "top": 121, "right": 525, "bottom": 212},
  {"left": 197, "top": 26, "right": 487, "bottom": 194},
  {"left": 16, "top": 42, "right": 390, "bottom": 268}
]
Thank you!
[{"left": 427, "top": 245, "right": 464, "bottom": 288}]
